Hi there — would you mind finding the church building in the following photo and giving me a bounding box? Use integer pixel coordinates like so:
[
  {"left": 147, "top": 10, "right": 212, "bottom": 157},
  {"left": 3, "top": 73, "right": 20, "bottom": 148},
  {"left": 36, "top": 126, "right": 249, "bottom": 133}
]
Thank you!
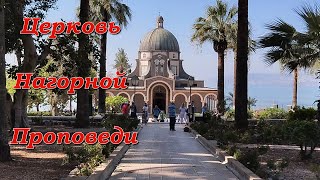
[{"left": 107, "top": 16, "right": 217, "bottom": 113}]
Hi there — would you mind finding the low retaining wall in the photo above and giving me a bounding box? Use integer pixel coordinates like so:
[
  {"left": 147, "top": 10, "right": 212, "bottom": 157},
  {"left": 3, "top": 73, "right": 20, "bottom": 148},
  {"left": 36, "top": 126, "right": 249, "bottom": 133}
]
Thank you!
[
  {"left": 63, "top": 125, "right": 142, "bottom": 180},
  {"left": 189, "top": 127, "right": 262, "bottom": 180}
]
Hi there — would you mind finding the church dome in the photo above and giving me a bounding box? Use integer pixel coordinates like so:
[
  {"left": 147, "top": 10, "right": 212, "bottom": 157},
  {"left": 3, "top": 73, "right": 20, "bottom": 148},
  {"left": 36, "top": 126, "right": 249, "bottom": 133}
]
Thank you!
[{"left": 139, "top": 16, "right": 180, "bottom": 52}]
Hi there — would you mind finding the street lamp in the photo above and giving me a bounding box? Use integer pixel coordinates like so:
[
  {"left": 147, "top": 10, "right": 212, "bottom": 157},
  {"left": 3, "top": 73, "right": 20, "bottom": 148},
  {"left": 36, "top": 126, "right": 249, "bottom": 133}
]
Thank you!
[
  {"left": 131, "top": 75, "right": 139, "bottom": 102},
  {"left": 188, "top": 76, "right": 194, "bottom": 122},
  {"left": 188, "top": 76, "right": 194, "bottom": 102}
]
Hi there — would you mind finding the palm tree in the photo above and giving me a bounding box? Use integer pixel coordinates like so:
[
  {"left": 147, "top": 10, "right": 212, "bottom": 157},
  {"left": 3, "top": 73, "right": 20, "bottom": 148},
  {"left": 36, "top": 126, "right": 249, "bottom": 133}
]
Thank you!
[
  {"left": 89, "top": 0, "right": 131, "bottom": 114},
  {"left": 259, "top": 20, "right": 306, "bottom": 109},
  {"left": 247, "top": 97, "right": 257, "bottom": 110},
  {"left": 191, "top": 0, "right": 237, "bottom": 115},
  {"left": 228, "top": 23, "right": 255, "bottom": 108},
  {"left": 225, "top": 92, "right": 234, "bottom": 110},
  {"left": 0, "top": 0, "right": 11, "bottom": 161},
  {"left": 113, "top": 48, "right": 131, "bottom": 72},
  {"left": 235, "top": 0, "right": 249, "bottom": 129},
  {"left": 75, "top": 0, "right": 91, "bottom": 128},
  {"left": 295, "top": 4, "right": 320, "bottom": 70}
]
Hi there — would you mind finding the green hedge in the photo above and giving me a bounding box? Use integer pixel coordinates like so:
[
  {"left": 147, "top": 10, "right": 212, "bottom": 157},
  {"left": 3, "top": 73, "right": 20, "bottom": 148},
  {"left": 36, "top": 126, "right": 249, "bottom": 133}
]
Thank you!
[
  {"left": 224, "top": 109, "right": 253, "bottom": 120},
  {"left": 191, "top": 112, "right": 320, "bottom": 159},
  {"left": 254, "top": 108, "right": 288, "bottom": 119},
  {"left": 287, "top": 107, "right": 316, "bottom": 121},
  {"left": 27, "top": 111, "right": 52, "bottom": 116}
]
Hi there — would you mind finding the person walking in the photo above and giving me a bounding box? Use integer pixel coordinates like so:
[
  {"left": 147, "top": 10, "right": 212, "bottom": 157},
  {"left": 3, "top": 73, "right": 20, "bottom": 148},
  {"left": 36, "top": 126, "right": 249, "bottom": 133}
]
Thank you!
[
  {"left": 179, "top": 103, "right": 187, "bottom": 124},
  {"left": 168, "top": 102, "right": 176, "bottom": 131},
  {"left": 121, "top": 102, "right": 129, "bottom": 116},
  {"left": 153, "top": 105, "right": 161, "bottom": 122},
  {"left": 201, "top": 103, "right": 208, "bottom": 122},
  {"left": 130, "top": 102, "right": 137, "bottom": 118},
  {"left": 142, "top": 103, "right": 149, "bottom": 124}
]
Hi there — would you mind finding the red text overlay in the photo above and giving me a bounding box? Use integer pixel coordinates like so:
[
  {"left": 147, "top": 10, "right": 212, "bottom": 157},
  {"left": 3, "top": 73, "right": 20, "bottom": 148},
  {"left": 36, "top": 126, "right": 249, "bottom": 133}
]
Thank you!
[
  {"left": 20, "top": 17, "right": 121, "bottom": 39},
  {"left": 9, "top": 126, "right": 138, "bottom": 149},
  {"left": 13, "top": 71, "right": 128, "bottom": 94}
]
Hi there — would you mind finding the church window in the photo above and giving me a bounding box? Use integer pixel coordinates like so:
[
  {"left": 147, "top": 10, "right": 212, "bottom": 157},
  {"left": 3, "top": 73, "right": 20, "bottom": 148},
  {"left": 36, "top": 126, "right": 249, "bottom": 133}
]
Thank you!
[
  {"left": 171, "top": 65, "right": 177, "bottom": 75},
  {"left": 141, "top": 65, "right": 148, "bottom": 75},
  {"left": 143, "top": 53, "right": 146, "bottom": 58},
  {"left": 172, "top": 53, "right": 176, "bottom": 59}
]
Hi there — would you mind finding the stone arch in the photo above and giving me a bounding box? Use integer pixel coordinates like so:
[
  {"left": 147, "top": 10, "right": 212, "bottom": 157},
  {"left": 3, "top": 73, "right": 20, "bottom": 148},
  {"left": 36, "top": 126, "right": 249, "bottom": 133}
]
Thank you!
[
  {"left": 191, "top": 94, "right": 202, "bottom": 113},
  {"left": 134, "top": 94, "right": 145, "bottom": 113},
  {"left": 204, "top": 94, "right": 217, "bottom": 112},
  {"left": 106, "top": 92, "right": 114, "bottom": 97},
  {"left": 191, "top": 93, "right": 204, "bottom": 102},
  {"left": 204, "top": 93, "right": 217, "bottom": 100},
  {"left": 149, "top": 82, "right": 171, "bottom": 113},
  {"left": 173, "top": 93, "right": 187, "bottom": 101},
  {"left": 147, "top": 80, "right": 173, "bottom": 101},
  {"left": 174, "top": 94, "right": 187, "bottom": 112},
  {"left": 117, "top": 92, "right": 130, "bottom": 101},
  {"left": 131, "top": 92, "right": 146, "bottom": 102}
]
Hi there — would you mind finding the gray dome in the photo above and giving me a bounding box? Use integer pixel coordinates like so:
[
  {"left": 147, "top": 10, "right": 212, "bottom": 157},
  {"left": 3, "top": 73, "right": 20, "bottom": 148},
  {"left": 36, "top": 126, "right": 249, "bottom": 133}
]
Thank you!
[{"left": 139, "top": 17, "right": 180, "bottom": 52}]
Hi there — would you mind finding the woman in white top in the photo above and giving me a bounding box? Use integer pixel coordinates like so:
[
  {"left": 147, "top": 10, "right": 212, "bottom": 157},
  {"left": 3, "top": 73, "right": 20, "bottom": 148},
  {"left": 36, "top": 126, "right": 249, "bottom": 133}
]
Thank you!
[{"left": 179, "top": 103, "right": 187, "bottom": 124}]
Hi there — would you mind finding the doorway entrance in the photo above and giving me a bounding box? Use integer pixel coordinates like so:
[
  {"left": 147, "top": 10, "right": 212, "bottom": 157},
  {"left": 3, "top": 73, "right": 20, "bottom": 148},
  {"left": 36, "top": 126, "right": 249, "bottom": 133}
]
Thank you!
[{"left": 152, "top": 85, "right": 167, "bottom": 113}]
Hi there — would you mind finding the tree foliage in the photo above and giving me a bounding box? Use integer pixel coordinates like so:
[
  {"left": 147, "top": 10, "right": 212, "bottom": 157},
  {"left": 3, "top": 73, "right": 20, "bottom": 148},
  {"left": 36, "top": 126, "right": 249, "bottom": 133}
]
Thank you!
[
  {"left": 113, "top": 48, "right": 131, "bottom": 72},
  {"left": 105, "top": 96, "right": 128, "bottom": 113}
]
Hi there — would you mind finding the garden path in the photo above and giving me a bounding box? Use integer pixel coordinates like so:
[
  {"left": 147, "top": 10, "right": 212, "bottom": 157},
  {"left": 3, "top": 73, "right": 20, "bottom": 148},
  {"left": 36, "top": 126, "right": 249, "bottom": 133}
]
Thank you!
[{"left": 110, "top": 123, "right": 238, "bottom": 180}]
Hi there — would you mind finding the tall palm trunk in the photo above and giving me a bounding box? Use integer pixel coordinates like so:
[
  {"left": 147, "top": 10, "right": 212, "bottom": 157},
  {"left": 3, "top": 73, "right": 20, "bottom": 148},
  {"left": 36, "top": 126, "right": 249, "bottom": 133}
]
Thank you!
[
  {"left": 0, "top": 0, "right": 11, "bottom": 161},
  {"left": 98, "top": 13, "right": 108, "bottom": 114},
  {"left": 76, "top": 0, "right": 90, "bottom": 128},
  {"left": 217, "top": 51, "right": 225, "bottom": 114},
  {"left": 233, "top": 51, "right": 237, "bottom": 109},
  {"left": 292, "top": 67, "right": 298, "bottom": 109},
  {"left": 235, "top": 0, "right": 249, "bottom": 129}
]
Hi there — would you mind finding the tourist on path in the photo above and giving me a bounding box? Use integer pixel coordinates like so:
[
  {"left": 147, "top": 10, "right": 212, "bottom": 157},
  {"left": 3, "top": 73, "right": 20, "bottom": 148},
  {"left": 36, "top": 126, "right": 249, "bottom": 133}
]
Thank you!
[
  {"left": 153, "top": 105, "right": 161, "bottom": 121},
  {"left": 121, "top": 102, "right": 130, "bottom": 115},
  {"left": 179, "top": 103, "right": 187, "bottom": 124},
  {"left": 202, "top": 103, "right": 208, "bottom": 121},
  {"left": 168, "top": 102, "right": 176, "bottom": 131},
  {"left": 188, "top": 101, "right": 195, "bottom": 122},
  {"left": 130, "top": 102, "right": 137, "bottom": 118},
  {"left": 142, "top": 103, "right": 149, "bottom": 124}
]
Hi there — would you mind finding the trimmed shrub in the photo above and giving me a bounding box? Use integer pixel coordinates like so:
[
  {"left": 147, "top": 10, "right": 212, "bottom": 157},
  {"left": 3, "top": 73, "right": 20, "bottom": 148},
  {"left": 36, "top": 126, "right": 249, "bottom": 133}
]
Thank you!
[
  {"left": 63, "top": 143, "right": 108, "bottom": 176},
  {"left": 235, "top": 148, "right": 260, "bottom": 172},
  {"left": 102, "top": 113, "right": 139, "bottom": 132},
  {"left": 27, "top": 111, "right": 52, "bottom": 116},
  {"left": 287, "top": 107, "right": 317, "bottom": 121},
  {"left": 254, "top": 108, "right": 287, "bottom": 120},
  {"left": 224, "top": 109, "right": 253, "bottom": 120},
  {"left": 285, "top": 120, "right": 320, "bottom": 159}
]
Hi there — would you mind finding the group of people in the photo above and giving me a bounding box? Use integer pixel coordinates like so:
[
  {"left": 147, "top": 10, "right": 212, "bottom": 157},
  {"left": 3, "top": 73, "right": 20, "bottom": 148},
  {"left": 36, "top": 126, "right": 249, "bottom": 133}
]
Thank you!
[
  {"left": 167, "top": 101, "right": 208, "bottom": 131},
  {"left": 120, "top": 101, "right": 208, "bottom": 131},
  {"left": 120, "top": 101, "right": 149, "bottom": 124}
]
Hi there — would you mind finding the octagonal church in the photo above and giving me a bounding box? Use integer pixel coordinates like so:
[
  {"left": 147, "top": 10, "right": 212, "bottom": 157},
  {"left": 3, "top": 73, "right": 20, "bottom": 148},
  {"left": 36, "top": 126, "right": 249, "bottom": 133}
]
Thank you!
[{"left": 107, "top": 16, "right": 217, "bottom": 113}]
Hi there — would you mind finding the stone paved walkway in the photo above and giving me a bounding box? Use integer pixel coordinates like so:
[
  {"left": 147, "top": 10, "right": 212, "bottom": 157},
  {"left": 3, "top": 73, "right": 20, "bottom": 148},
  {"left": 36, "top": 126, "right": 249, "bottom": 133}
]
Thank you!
[{"left": 110, "top": 123, "right": 238, "bottom": 180}]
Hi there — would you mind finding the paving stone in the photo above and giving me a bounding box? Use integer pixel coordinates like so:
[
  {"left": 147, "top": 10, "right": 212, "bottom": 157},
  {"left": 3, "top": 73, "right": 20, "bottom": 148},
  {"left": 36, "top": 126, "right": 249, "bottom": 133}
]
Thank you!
[{"left": 110, "top": 124, "right": 238, "bottom": 180}]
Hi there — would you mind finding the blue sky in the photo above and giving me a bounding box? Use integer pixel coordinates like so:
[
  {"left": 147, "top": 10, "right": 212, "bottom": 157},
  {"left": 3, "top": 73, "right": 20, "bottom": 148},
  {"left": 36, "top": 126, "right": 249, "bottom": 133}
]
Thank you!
[{"left": 8, "top": 0, "right": 320, "bottom": 109}]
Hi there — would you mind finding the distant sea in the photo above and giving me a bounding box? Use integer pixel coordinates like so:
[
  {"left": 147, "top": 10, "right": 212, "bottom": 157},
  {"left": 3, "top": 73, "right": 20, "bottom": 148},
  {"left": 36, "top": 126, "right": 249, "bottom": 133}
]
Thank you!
[{"left": 206, "top": 72, "right": 319, "bottom": 110}]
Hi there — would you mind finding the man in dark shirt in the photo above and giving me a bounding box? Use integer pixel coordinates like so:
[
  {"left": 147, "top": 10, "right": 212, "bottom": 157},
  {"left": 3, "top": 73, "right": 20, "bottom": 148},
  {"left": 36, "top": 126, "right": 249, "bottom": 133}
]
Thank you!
[{"left": 168, "top": 102, "right": 176, "bottom": 131}]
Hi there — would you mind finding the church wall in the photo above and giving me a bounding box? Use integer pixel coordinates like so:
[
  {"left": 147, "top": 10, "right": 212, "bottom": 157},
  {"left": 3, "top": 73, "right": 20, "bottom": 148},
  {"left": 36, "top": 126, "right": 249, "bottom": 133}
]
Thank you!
[
  {"left": 169, "top": 60, "right": 179, "bottom": 76},
  {"left": 174, "top": 94, "right": 187, "bottom": 111},
  {"left": 133, "top": 94, "right": 145, "bottom": 113},
  {"left": 191, "top": 94, "right": 202, "bottom": 113},
  {"left": 139, "top": 60, "right": 149, "bottom": 76},
  {"left": 169, "top": 52, "right": 178, "bottom": 59},
  {"left": 140, "top": 52, "right": 151, "bottom": 59},
  {"left": 152, "top": 51, "right": 167, "bottom": 56}
]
